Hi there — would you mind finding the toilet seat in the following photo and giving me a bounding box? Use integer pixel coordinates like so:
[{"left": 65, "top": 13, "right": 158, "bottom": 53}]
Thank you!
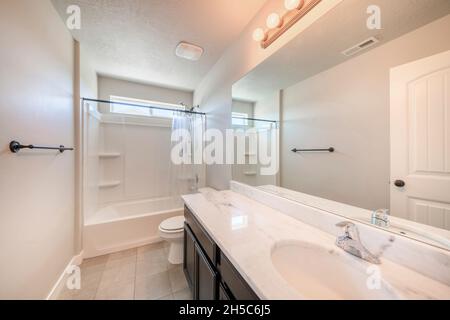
[{"left": 159, "top": 216, "right": 185, "bottom": 233}]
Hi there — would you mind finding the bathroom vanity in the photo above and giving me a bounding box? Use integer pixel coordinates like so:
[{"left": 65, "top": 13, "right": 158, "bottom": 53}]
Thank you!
[
  {"left": 183, "top": 205, "right": 259, "bottom": 300},
  {"left": 182, "top": 183, "right": 450, "bottom": 300}
]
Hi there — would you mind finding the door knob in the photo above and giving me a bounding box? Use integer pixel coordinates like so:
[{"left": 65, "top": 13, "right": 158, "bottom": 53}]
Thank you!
[{"left": 394, "top": 180, "right": 406, "bottom": 187}]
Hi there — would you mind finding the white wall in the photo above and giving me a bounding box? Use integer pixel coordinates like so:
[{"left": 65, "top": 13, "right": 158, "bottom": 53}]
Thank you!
[
  {"left": 80, "top": 47, "right": 98, "bottom": 99},
  {"left": 0, "top": 0, "right": 75, "bottom": 299},
  {"left": 232, "top": 99, "right": 254, "bottom": 117},
  {"left": 194, "top": 0, "right": 342, "bottom": 190},
  {"left": 98, "top": 76, "right": 193, "bottom": 112},
  {"left": 254, "top": 91, "right": 280, "bottom": 122},
  {"left": 281, "top": 15, "right": 450, "bottom": 210}
]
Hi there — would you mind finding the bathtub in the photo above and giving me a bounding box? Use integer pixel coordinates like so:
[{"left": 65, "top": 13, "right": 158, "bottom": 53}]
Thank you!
[{"left": 83, "top": 197, "right": 184, "bottom": 258}]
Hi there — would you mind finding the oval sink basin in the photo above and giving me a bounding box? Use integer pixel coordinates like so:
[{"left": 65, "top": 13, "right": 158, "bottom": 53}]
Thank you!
[{"left": 271, "top": 241, "right": 399, "bottom": 300}]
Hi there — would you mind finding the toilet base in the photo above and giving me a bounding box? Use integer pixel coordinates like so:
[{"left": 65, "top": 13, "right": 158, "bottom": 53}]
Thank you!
[{"left": 167, "top": 238, "right": 184, "bottom": 265}]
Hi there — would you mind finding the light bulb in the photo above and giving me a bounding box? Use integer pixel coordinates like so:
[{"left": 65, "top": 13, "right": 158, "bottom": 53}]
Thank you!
[
  {"left": 252, "top": 28, "right": 266, "bottom": 42},
  {"left": 284, "top": 0, "right": 304, "bottom": 11},
  {"left": 266, "top": 13, "right": 282, "bottom": 29}
]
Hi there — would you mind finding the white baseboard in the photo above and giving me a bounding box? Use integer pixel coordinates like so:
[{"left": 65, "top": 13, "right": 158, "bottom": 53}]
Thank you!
[{"left": 46, "top": 251, "right": 84, "bottom": 300}]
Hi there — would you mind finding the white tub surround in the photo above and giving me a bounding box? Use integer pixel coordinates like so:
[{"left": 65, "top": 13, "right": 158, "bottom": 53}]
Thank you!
[
  {"left": 83, "top": 197, "right": 183, "bottom": 258},
  {"left": 182, "top": 188, "right": 450, "bottom": 300}
]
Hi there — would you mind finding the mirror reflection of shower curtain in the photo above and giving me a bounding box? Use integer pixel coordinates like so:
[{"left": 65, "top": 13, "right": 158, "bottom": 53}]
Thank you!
[{"left": 169, "top": 112, "right": 204, "bottom": 207}]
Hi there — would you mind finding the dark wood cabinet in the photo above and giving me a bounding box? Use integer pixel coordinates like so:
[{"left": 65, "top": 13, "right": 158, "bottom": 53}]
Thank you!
[
  {"left": 218, "top": 283, "right": 232, "bottom": 300},
  {"left": 196, "top": 243, "right": 217, "bottom": 300},
  {"left": 218, "top": 252, "right": 259, "bottom": 300},
  {"left": 183, "top": 223, "right": 196, "bottom": 292},
  {"left": 183, "top": 206, "right": 259, "bottom": 301}
]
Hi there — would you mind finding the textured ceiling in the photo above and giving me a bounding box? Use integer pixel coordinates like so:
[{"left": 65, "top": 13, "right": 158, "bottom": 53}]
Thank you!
[
  {"left": 233, "top": 0, "right": 450, "bottom": 102},
  {"left": 51, "top": 0, "right": 267, "bottom": 91}
]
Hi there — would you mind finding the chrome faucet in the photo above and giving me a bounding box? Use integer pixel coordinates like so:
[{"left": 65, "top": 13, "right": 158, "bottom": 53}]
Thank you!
[
  {"left": 335, "top": 221, "right": 381, "bottom": 264},
  {"left": 371, "top": 209, "right": 390, "bottom": 228}
]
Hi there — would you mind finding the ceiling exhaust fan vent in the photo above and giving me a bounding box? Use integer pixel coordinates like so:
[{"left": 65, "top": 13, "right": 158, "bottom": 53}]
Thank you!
[
  {"left": 175, "top": 42, "right": 204, "bottom": 61},
  {"left": 342, "top": 37, "right": 379, "bottom": 57}
]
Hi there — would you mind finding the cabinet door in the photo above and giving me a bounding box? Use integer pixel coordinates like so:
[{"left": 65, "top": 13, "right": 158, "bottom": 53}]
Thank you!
[
  {"left": 219, "top": 252, "right": 259, "bottom": 300},
  {"left": 196, "top": 243, "right": 217, "bottom": 300},
  {"left": 219, "top": 283, "right": 232, "bottom": 300},
  {"left": 183, "top": 224, "right": 196, "bottom": 292}
]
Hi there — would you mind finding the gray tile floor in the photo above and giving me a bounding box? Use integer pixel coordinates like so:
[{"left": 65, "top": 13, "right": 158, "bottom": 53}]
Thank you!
[{"left": 58, "top": 242, "right": 192, "bottom": 300}]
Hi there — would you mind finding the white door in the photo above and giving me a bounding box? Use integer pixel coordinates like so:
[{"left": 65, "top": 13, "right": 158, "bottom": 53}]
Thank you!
[{"left": 390, "top": 50, "right": 450, "bottom": 230}]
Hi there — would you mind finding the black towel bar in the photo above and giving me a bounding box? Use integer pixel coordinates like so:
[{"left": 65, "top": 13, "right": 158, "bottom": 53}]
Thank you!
[
  {"left": 292, "top": 147, "right": 335, "bottom": 153},
  {"left": 9, "top": 141, "right": 74, "bottom": 153}
]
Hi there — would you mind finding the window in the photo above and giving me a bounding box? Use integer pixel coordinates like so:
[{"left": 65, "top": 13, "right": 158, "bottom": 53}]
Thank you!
[
  {"left": 110, "top": 96, "right": 185, "bottom": 118},
  {"left": 232, "top": 112, "right": 249, "bottom": 126}
]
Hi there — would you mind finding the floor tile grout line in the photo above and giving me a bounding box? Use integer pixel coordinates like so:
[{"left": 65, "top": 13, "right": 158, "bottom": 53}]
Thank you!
[{"left": 92, "top": 254, "right": 108, "bottom": 300}]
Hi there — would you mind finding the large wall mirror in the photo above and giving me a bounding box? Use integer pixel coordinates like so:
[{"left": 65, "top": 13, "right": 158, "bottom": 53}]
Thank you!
[{"left": 231, "top": 0, "right": 450, "bottom": 250}]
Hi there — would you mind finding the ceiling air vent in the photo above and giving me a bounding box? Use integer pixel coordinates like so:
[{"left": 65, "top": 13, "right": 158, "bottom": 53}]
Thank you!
[
  {"left": 342, "top": 37, "right": 379, "bottom": 57},
  {"left": 175, "top": 42, "right": 204, "bottom": 61}
]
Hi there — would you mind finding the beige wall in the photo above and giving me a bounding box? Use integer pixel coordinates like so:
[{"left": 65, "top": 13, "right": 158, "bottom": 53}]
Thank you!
[
  {"left": 281, "top": 15, "right": 450, "bottom": 210},
  {"left": 254, "top": 91, "right": 280, "bottom": 122},
  {"left": 194, "top": 0, "right": 342, "bottom": 190},
  {"left": 0, "top": 0, "right": 75, "bottom": 299},
  {"left": 80, "top": 47, "right": 98, "bottom": 99},
  {"left": 98, "top": 76, "right": 193, "bottom": 113}
]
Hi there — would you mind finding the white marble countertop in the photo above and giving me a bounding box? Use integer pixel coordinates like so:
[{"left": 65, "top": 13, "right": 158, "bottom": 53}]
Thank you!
[{"left": 182, "top": 188, "right": 450, "bottom": 300}]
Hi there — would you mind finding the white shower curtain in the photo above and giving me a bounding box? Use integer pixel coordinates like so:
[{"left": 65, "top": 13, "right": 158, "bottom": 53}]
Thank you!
[{"left": 169, "top": 112, "right": 204, "bottom": 206}]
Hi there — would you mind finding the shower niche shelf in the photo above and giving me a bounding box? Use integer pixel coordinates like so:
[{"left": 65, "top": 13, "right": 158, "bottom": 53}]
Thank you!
[
  {"left": 99, "top": 152, "right": 121, "bottom": 159},
  {"left": 99, "top": 181, "right": 121, "bottom": 188}
]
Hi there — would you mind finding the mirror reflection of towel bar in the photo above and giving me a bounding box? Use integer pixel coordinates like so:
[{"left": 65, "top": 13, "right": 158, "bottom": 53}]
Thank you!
[{"left": 292, "top": 147, "right": 335, "bottom": 153}]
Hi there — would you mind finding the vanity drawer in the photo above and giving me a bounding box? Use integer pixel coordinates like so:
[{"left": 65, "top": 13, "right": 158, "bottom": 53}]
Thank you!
[
  {"left": 218, "top": 252, "right": 259, "bottom": 300},
  {"left": 184, "top": 206, "right": 217, "bottom": 265}
]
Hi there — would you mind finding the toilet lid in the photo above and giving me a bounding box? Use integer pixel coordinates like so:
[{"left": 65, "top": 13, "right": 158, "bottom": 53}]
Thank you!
[{"left": 160, "top": 216, "right": 185, "bottom": 231}]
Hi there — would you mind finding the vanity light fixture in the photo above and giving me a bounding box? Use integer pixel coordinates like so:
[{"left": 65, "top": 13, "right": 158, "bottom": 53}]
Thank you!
[
  {"left": 253, "top": 28, "right": 268, "bottom": 42},
  {"left": 285, "top": 0, "right": 304, "bottom": 10},
  {"left": 254, "top": 0, "right": 321, "bottom": 49},
  {"left": 266, "top": 13, "right": 283, "bottom": 29}
]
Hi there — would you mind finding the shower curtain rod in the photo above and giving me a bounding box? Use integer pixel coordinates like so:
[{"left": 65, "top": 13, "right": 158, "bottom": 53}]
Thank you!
[
  {"left": 81, "top": 98, "right": 206, "bottom": 116},
  {"left": 232, "top": 116, "right": 277, "bottom": 124}
]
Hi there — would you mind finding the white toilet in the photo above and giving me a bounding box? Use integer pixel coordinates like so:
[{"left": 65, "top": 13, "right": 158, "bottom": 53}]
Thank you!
[{"left": 158, "top": 216, "right": 185, "bottom": 265}]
